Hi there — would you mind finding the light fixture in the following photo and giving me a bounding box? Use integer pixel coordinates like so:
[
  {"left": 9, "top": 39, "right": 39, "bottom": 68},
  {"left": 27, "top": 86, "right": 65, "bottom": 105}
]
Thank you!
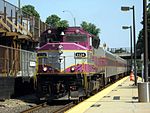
[
  {"left": 70, "top": 66, "right": 75, "bottom": 72},
  {"left": 43, "top": 67, "right": 48, "bottom": 72},
  {"left": 121, "top": 6, "right": 130, "bottom": 11},
  {"left": 75, "top": 29, "right": 80, "bottom": 34},
  {"left": 60, "top": 31, "right": 65, "bottom": 36},
  {"left": 122, "top": 26, "right": 130, "bottom": 29},
  {"left": 48, "top": 30, "right": 52, "bottom": 34},
  {"left": 58, "top": 45, "right": 63, "bottom": 50}
]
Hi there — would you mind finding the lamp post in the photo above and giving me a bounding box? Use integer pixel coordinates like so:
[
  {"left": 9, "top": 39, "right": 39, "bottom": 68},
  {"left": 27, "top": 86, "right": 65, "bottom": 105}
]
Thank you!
[
  {"left": 63, "top": 10, "right": 76, "bottom": 27},
  {"left": 18, "top": 0, "right": 20, "bottom": 9},
  {"left": 121, "top": 5, "right": 137, "bottom": 85},
  {"left": 122, "top": 26, "right": 133, "bottom": 70}
]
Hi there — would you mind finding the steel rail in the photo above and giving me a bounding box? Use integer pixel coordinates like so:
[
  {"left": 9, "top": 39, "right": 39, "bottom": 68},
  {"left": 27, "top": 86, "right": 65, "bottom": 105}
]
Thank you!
[
  {"left": 20, "top": 102, "right": 47, "bottom": 113},
  {"left": 52, "top": 102, "right": 74, "bottom": 113}
]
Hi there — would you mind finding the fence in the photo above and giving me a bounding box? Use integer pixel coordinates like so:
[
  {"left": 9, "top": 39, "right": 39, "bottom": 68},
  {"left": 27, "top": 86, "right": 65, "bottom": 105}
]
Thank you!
[
  {"left": 0, "top": 0, "right": 49, "bottom": 41},
  {"left": 0, "top": 45, "right": 36, "bottom": 78},
  {"left": 107, "top": 47, "right": 133, "bottom": 54}
]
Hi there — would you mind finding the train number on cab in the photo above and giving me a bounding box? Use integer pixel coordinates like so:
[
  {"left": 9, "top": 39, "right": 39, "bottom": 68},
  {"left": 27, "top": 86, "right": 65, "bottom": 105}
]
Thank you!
[{"left": 74, "top": 52, "right": 86, "bottom": 59}]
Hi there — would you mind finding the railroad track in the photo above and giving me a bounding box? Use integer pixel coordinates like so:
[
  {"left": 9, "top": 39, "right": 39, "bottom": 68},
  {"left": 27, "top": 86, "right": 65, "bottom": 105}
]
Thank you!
[
  {"left": 20, "top": 101, "right": 74, "bottom": 113},
  {"left": 20, "top": 77, "right": 123, "bottom": 113},
  {"left": 20, "top": 102, "right": 47, "bottom": 113},
  {"left": 52, "top": 102, "right": 74, "bottom": 113}
]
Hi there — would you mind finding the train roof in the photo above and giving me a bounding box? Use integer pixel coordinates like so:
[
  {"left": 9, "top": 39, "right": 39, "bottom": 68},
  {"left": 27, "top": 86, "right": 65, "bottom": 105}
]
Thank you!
[
  {"left": 105, "top": 49, "right": 116, "bottom": 56},
  {"left": 71, "top": 27, "right": 99, "bottom": 39},
  {"left": 105, "top": 49, "right": 126, "bottom": 61},
  {"left": 41, "top": 27, "right": 100, "bottom": 39}
]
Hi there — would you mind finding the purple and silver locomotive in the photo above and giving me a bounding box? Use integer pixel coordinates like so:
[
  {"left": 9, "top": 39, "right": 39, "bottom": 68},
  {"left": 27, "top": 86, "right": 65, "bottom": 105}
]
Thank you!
[{"left": 36, "top": 27, "right": 128, "bottom": 101}]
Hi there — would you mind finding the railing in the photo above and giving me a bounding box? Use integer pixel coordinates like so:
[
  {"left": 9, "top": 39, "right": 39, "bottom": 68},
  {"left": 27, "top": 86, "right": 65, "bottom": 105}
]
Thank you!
[
  {"left": 0, "top": 0, "right": 49, "bottom": 42},
  {"left": 107, "top": 47, "right": 134, "bottom": 54}
]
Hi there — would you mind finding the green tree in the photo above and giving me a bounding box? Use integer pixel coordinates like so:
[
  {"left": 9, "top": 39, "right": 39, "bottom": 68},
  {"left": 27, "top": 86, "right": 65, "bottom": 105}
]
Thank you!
[
  {"left": 136, "top": 2, "right": 150, "bottom": 57},
  {"left": 57, "top": 20, "right": 69, "bottom": 28},
  {"left": 46, "top": 14, "right": 69, "bottom": 28},
  {"left": 136, "top": 30, "right": 144, "bottom": 56},
  {"left": 80, "top": 21, "right": 100, "bottom": 37},
  {"left": 22, "top": 5, "right": 40, "bottom": 18}
]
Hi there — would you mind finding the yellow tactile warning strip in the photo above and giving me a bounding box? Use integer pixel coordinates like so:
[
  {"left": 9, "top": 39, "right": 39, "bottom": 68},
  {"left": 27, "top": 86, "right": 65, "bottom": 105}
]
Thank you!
[{"left": 65, "top": 76, "right": 129, "bottom": 113}]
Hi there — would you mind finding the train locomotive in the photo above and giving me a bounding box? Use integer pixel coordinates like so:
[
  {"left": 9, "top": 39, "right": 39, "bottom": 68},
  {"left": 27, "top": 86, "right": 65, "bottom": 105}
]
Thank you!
[{"left": 36, "top": 27, "right": 128, "bottom": 101}]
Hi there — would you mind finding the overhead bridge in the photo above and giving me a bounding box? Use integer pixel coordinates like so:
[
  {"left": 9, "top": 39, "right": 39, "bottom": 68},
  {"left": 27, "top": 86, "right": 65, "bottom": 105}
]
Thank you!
[{"left": 107, "top": 47, "right": 141, "bottom": 59}]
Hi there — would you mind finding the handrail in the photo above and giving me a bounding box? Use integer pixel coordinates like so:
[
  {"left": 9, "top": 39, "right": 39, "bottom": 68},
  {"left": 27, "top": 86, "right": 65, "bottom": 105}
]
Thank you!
[{"left": 0, "top": 18, "right": 11, "bottom": 31}]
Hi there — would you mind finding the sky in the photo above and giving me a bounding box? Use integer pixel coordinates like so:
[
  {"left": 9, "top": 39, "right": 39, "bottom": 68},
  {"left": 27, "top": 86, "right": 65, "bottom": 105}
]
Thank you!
[{"left": 8, "top": 0, "right": 143, "bottom": 48}]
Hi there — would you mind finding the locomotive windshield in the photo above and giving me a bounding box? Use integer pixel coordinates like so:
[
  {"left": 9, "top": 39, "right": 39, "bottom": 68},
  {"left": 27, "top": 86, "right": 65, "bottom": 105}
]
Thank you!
[
  {"left": 46, "top": 34, "right": 61, "bottom": 43},
  {"left": 65, "top": 34, "right": 87, "bottom": 42},
  {"left": 37, "top": 53, "right": 47, "bottom": 57}
]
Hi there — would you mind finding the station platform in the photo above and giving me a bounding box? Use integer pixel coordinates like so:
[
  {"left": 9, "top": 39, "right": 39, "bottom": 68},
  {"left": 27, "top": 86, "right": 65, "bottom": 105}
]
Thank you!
[{"left": 66, "top": 76, "right": 150, "bottom": 113}]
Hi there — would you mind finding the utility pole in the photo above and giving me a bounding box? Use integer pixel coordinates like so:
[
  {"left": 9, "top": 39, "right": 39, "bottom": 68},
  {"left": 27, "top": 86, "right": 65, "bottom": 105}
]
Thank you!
[
  {"left": 143, "top": 0, "right": 148, "bottom": 82},
  {"left": 132, "top": 6, "right": 137, "bottom": 85}
]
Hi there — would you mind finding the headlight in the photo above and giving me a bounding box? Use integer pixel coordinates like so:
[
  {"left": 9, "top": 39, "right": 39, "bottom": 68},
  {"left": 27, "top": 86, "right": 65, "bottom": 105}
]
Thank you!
[
  {"left": 58, "top": 45, "right": 63, "bottom": 54},
  {"left": 58, "top": 45, "right": 63, "bottom": 50},
  {"left": 47, "top": 30, "right": 51, "bottom": 34},
  {"left": 70, "top": 66, "right": 75, "bottom": 72},
  {"left": 43, "top": 67, "right": 48, "bottom": 72}
]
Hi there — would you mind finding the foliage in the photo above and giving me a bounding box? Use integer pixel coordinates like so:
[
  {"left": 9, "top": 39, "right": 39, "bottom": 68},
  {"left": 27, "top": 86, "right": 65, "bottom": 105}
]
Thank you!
[
  {"left": 22, "top": 5, "right": 40, "bottom": 18},
  {"left": 46, "top": 15, "right": 60, "bottom": 27},
  {"left": 136, "top": 2, "right": 150, "bottom": 57},
  {"left": 80, "top": 21, "right": 100, "bottom": 37},
  {"left": 57, "top": 20, "right": 69, "bottom": 28},
  {"left": 136, "top": 30, "right": 144, "bottom": 56},
  {"left": 46, "top": 14, "right": 69, "bottom": 28}
]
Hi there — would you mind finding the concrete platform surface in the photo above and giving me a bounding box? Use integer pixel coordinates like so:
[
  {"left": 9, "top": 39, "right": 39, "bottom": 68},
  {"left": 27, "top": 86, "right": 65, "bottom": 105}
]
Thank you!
[{"left": 65, "top": 76, "right": 150, "bottom": 113}]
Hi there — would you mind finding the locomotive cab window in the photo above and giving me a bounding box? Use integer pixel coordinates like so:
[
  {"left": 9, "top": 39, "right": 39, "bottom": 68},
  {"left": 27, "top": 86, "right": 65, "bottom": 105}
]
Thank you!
[
  {"left": 46, "top": 34, "right": 61, "bottom": 43},
  {"left": 37, "top": 53, "right": 48, "bottom": 65},
  {"left": 65, "top": 34, "right": 87, "bottom": 42},
  {"left": 37, "top": 53, "right": 47, "bottom": 57}
]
